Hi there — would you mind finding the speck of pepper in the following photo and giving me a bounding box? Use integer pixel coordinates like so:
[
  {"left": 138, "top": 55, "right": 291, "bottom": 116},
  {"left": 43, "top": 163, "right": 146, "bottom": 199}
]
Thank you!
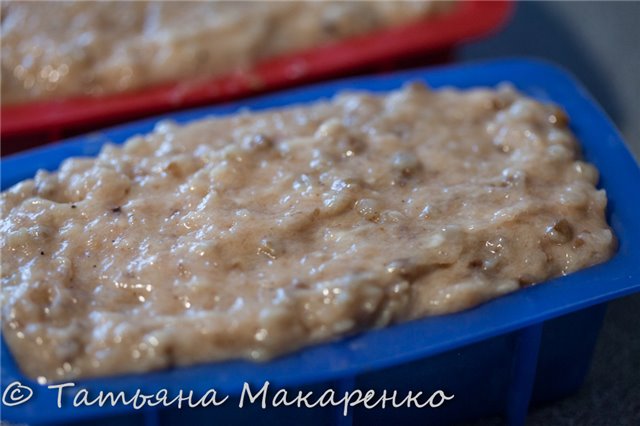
[
  {"left": 40, "top": 251, "right": 45, "bottom": 256},
  {"left": 71, "top": 204, "right": 77, "bottom": 209},
  {"left": 111, "top": 207, "right": 122, "bottom": 213}
]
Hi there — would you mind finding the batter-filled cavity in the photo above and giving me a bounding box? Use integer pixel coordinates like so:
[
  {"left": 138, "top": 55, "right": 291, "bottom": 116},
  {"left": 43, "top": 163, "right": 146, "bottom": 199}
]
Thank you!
[{"left": 0, "top": 82, "right": 616, "bottom": 381}]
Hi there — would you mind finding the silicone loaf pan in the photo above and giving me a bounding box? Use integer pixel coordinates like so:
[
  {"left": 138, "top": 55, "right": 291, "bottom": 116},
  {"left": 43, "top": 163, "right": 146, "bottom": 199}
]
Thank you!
[
  {"left": 0, "top": 0, "right": 512, "bottom": 149},
  {"left": 1, "top": 59, "right": 639, "bottom": 426}
]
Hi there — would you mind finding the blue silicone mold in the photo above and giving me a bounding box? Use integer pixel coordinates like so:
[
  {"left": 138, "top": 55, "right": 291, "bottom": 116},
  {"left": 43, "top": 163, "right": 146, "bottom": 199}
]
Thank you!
[{"left": 1, "top": 59, "right": 639, "bottom": 426}]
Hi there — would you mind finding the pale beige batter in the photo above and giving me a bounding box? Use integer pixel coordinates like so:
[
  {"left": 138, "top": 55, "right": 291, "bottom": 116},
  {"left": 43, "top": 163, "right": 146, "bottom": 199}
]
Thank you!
[
  {"left": 1, "top": 1, "right": 451, "bottom": 105},
  {"left": 0, "top": 83, "right": 615, "bottom": 381}
]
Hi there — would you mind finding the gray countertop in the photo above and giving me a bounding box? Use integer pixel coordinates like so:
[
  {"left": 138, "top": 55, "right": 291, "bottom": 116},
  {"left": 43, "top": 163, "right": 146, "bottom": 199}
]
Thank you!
[{"left": 460, "top": 1, "right": 640, "bottom": 424}]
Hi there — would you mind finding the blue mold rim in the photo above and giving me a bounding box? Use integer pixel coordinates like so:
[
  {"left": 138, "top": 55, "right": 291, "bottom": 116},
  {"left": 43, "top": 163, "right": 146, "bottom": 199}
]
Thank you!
[{"left": 1, "top": 58, "right": 639, "bottom": 424}]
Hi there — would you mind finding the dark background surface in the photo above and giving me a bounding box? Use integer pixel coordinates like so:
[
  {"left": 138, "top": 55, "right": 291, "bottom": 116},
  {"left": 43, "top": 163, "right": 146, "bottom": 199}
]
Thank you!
[{"left": 460, "top": 1, "right": 639, "bottom": 424}]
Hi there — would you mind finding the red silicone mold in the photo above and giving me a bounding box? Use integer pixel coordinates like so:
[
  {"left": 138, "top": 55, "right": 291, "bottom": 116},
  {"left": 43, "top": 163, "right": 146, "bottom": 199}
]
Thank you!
[{"left": 0, "top": 1, "right": 512, "bottom": 150}]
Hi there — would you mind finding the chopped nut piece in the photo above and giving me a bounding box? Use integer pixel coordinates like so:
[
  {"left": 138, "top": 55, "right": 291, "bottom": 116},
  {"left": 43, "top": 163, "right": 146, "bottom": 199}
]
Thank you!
[{"left": 546, "top": 219, "right": 574, "bottom": 244}]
